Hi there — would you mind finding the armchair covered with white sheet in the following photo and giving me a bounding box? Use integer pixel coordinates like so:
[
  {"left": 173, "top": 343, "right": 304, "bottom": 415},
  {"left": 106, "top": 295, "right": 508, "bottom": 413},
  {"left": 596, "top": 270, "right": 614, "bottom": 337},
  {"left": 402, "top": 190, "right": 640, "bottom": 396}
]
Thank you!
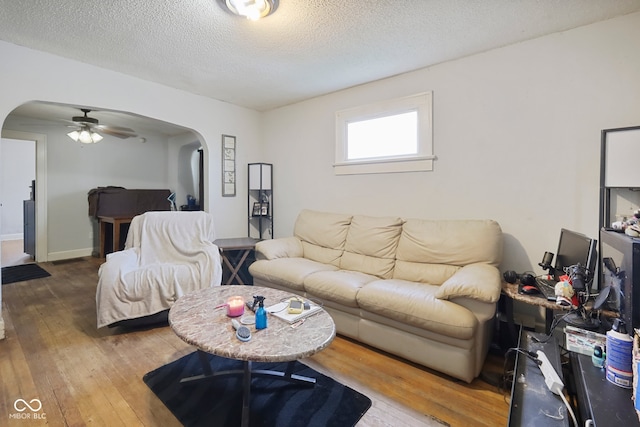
[{"left": 96, "top": 211, "right": 222, "bottom": 328}]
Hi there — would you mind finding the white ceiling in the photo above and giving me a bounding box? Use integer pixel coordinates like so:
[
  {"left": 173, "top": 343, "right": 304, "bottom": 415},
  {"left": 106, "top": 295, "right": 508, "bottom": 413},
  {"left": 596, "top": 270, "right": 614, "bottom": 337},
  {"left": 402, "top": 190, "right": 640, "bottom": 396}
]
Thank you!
[{"left": 1, "top": 0, "right": 639, "bottom": 129}]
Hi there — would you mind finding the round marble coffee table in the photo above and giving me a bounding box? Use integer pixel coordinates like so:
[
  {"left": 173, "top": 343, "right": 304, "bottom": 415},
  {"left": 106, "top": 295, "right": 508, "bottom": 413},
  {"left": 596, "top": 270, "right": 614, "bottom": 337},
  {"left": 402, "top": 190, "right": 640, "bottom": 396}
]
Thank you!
[{"left": 169, "top": 285, "right": 336, "bottom": 427}]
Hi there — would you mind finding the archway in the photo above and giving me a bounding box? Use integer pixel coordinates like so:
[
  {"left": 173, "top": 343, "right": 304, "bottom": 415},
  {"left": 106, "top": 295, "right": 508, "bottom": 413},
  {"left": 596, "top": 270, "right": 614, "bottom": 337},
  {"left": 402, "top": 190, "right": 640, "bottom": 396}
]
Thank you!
[{"left": 2, "top": 101, "right": 204, "bottom": 262}]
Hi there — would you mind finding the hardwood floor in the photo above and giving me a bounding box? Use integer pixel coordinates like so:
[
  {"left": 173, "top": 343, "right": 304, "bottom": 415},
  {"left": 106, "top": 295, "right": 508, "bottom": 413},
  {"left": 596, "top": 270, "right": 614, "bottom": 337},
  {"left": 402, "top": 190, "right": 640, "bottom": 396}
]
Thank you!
[{"left": 0, "top": 257, "right": 510, "bottom": 426}]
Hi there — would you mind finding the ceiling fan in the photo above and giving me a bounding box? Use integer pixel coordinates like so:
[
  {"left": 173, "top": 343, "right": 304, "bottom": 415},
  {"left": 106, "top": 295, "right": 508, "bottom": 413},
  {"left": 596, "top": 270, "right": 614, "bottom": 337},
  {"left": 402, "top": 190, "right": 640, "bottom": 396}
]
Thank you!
[{"left": 66, "top": 108, "right": 138, "bottom": 143}]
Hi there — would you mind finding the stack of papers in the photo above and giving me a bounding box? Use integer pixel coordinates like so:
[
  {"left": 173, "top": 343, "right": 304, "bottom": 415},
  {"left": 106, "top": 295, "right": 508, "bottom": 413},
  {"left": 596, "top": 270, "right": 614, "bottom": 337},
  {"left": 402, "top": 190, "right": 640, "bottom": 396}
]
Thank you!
[{"left": 266, "top": 300, "right": 323, "bottom": 324}]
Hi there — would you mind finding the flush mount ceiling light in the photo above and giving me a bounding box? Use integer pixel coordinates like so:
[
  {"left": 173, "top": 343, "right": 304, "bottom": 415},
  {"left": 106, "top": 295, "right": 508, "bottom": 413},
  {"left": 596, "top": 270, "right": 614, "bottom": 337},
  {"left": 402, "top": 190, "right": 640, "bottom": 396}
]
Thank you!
[
  {"left": 222, "top": 0, "right": 279, "bottom": 20},
  {"left": 67, "top": 125, "right": 103, "bottom": 144}
]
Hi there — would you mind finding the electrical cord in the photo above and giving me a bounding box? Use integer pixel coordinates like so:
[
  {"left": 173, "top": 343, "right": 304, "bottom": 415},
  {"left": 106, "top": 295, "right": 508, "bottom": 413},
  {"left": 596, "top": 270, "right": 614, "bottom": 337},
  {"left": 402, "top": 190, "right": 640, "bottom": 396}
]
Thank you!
[
  {"left": 502, "top": 347, "right": 541, "bottom": 392},
  {"left": 505, "top": 347, "right": 542, "bottom": 365},
  {"left": 530, "top": 311, "right": 572, "bottom": 344},
  {"left": 558, "top": 389, "right": 578, "bottom": 427},
  {"left": 545, "top": 376, "right": 578, "bottom": 427}
]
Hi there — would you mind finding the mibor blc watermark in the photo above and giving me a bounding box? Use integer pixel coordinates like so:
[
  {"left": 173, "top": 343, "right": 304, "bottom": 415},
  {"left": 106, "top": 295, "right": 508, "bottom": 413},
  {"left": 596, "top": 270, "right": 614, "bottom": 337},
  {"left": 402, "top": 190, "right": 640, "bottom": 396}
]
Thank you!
[{"left": 9, "top": 398, "right": 46, "bottom": 420}]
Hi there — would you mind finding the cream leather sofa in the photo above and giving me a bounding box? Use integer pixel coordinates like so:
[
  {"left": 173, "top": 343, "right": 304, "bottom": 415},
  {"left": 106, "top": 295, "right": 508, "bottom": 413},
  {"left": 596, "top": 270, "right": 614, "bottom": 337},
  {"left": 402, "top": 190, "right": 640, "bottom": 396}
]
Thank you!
[{"left": 249, "top": 210, "right": 503, "bottom": 383}]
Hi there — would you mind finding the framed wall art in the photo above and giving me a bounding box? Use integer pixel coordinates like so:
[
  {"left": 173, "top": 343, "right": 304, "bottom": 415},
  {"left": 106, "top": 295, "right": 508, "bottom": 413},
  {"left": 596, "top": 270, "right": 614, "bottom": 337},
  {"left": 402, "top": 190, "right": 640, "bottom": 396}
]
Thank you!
[
  {"left": 222, "top": 134, "right": 236, "bottom": 197},
  {"left": 251, "top": 201, "right": 269, "bottom": 217}
]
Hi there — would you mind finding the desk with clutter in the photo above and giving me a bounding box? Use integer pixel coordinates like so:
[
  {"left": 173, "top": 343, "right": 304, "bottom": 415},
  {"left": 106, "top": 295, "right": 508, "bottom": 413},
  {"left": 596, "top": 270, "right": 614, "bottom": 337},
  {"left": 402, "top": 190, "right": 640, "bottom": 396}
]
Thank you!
[
  {"left": 507, "top": 126, "right": 640, "bottom": 424},
  {"left": 502, "top": 281, "right": 572, "bottom": 338},
  {"left": 502, "top": 265, "right": 639, "bottom": 426},
  {"left": 507, "top": 328, "right": 640, "bottom": 427},
  {"left": 501, "top": 281, "right": 620, "bottom": 337}
]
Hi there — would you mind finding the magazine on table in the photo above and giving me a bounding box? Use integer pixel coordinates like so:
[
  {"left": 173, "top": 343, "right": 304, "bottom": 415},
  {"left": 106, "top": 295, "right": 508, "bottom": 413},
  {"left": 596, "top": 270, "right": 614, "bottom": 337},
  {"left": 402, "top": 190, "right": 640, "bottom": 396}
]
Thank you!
[{"left": 266, "top": 299, "right": 322, "bottom": 324}]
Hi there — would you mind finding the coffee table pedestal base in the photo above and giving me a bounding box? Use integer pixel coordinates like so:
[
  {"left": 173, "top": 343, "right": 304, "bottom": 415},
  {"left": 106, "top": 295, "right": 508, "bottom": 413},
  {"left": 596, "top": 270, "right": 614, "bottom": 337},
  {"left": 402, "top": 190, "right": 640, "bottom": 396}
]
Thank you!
[{"left": 180, "top": 350, "right": 316, "bottom": 427}]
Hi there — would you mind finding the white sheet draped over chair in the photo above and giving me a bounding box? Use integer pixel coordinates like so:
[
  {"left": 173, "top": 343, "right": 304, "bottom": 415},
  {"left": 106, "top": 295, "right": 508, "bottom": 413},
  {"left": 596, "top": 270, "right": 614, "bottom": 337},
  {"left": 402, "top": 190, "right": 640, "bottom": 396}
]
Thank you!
[{"left": 96, "top": 211, "right": 222, "bottom": 328}]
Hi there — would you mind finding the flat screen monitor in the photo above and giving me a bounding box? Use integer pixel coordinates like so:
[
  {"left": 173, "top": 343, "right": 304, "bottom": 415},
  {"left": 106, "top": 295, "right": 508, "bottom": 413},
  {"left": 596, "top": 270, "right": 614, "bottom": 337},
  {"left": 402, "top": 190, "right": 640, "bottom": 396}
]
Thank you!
[
  {"left": 599, "top": 229, "right": 640, "bottom": 334},
  {"left": 553, "top": 228, "right": 598, "bottom": 287}
]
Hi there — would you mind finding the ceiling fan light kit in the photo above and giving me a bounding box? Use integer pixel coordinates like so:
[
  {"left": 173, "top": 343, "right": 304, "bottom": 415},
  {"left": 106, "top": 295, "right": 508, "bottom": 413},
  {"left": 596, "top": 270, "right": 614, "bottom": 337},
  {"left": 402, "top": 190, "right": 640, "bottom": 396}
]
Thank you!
[
  {"left": 223, "top": 0, "right": 278, "bottom": 20},
  {"left": 65, "top": 108, "right": 137, "bottom": 143},
  {"left": 67, "top": 127, "right": 103, "bottom": 144}
]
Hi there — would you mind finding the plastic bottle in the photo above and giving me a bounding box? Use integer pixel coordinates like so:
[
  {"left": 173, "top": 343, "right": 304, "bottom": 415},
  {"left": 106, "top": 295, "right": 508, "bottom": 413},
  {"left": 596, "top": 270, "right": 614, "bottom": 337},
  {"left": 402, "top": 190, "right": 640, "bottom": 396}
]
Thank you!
[
  {"left": 592, "top": 345, "right": 605, "bottom": 368},
  {"left": 605, "top": 318, "right": 634, "bottom": 388},
  {"left": 255, "top": 296, "right": 267, "bottom": 330}
]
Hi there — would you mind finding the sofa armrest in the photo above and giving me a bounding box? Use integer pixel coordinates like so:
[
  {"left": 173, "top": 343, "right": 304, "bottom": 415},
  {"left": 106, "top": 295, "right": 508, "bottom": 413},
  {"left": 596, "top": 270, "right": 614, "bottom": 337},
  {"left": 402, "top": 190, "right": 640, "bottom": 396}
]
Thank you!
[
  {"left": 435, "top": 263, "right": 502, "bottom": 303},
  {"left": 254, "top": 237, "right": 303, "bottom": 260}
]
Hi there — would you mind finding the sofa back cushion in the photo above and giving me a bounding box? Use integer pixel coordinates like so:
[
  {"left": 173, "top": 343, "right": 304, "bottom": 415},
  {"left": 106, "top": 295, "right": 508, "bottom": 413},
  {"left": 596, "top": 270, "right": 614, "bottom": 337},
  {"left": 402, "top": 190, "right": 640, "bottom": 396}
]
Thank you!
[
  {"left": 394, "top": 219, "right": 503, "bottom": 284},
  {"left": 294, "top": 210, "right": 353, "bottom": 266},
  {"left": 340, "top": 215, "right": 403, "bottom": 279}
]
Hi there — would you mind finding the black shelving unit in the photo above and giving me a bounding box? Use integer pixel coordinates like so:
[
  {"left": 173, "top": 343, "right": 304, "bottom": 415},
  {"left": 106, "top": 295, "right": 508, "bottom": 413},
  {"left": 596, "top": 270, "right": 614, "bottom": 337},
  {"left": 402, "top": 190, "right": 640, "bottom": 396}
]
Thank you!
[{"left": 248, "top": 163, "right": 273, "bottom": 240}]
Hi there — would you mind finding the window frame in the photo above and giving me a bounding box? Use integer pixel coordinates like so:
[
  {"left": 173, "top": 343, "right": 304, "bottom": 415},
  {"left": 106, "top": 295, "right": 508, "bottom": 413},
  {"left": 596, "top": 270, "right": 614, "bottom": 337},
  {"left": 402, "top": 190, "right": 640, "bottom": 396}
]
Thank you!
[{"left": 334, "top": 92, "right": 434, "bottom": 175}]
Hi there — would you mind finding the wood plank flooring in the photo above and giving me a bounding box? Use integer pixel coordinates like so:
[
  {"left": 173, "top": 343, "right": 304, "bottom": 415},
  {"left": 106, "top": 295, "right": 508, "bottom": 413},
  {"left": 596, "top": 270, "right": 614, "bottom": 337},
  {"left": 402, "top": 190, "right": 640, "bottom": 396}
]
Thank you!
[{"left": 0, "top": 257, "right": 510, "bottom": 426}]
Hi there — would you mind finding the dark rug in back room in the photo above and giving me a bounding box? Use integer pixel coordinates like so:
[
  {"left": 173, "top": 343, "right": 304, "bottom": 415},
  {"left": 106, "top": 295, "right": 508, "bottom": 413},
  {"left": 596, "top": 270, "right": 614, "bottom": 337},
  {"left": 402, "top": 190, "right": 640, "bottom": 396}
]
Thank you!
[
  {"left": 1, "top": 263, "right": 51, "bottom": 285},
  {"left": 143, "top": 351, "right": 372, "bottom": 427}
]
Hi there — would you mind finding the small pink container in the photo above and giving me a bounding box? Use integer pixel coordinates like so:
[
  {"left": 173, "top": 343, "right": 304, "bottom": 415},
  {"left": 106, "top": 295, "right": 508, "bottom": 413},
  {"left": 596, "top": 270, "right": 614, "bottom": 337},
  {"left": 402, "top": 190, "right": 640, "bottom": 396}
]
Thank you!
[{"left": 226, "top": 296, "right": 245, "bottom": 317}]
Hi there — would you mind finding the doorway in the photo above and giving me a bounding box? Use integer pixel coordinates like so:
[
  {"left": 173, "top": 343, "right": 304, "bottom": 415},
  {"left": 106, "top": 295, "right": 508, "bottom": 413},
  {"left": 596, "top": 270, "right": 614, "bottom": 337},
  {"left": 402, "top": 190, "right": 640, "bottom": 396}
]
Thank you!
[
  {"left": 0, "top": 130, "right": 47, "bottom": 266},
  {"left": 2, "top": 102, "right": 203, "bottom": 264},
  {"left": 0, "top": 137, "right": 36, "bottom": 267}
]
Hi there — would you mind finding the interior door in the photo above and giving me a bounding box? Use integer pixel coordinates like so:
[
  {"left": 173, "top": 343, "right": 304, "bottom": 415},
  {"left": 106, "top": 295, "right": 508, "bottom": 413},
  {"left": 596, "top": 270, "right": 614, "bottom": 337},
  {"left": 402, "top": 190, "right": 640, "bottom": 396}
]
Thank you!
[{"left": 23, "top": 180, "right": 35, "bottom": 257}]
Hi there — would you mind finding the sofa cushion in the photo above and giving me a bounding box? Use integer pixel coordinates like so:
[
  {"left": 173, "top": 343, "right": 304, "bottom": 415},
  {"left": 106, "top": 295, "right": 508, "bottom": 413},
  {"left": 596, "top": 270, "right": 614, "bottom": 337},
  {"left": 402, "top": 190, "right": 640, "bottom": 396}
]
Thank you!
[
  {"left": 435, "top": 263, "right": 502, "bottom": 303},
  {"left": 357, "top": 279, "right": 478, "bottom": 340},
  {"left": 304, "top": 270, "right": 379, "bottom": 308},
  {"left": 248, "top": 258, "right": 337, "bottom": 292},
  {"left": 393, "top": 262, "right": 461, "bottom": 286},
  {"left": 393, "top": 219, "right": 503, "bottom": 284},
  {"left": 340, "top": 214, "right": 403, "bottom": 279},
  {"left": 294, "top": 210, "right": 353, "bottom": 266}
]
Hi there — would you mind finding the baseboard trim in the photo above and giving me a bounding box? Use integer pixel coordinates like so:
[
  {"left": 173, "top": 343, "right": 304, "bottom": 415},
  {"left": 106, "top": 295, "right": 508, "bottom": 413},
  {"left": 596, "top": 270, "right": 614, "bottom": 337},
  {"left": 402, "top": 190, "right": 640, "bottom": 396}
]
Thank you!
[
  {"left": 0, "top": 315, "right": 5, "bottom": 340},
  {"left": 47, "top": 248, "right": 94, "bottom": 262},
  {"left": 1, "top": 233, "right": 23, "bottom": 241}
]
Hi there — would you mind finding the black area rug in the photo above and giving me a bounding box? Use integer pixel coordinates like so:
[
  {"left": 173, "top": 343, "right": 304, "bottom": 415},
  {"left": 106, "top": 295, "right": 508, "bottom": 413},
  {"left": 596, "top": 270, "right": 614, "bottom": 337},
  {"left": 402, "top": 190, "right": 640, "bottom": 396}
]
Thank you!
[
  {"left": 143, "top": 351, "right": 372, "bottom": 427},
  {"left": 1, "top": 263, "right": 51, "bottom": 285}
]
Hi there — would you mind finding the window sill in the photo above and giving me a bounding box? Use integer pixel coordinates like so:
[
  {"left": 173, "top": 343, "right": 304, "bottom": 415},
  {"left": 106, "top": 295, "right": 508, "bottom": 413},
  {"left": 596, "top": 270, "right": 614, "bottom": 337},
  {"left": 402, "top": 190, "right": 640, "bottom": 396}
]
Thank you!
[{"left": 334, "top": 156, "right": 435, "bottom": 175}]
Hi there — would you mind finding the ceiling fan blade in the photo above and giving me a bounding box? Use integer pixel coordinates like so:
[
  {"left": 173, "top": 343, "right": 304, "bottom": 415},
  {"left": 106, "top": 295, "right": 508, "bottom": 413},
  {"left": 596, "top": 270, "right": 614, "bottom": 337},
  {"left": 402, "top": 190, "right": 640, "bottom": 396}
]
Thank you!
[
  {"left": 97, "top": 127, "right": 138, "bottom": 139},
  {"left": 17, "top": 118, "right": 74, "bottom": 127},
  {"left": 16, "top": 108, "right": 141, "bottom": 140},
  {"left": 95, "top": 124, "right": 136, "bottom": 134}
]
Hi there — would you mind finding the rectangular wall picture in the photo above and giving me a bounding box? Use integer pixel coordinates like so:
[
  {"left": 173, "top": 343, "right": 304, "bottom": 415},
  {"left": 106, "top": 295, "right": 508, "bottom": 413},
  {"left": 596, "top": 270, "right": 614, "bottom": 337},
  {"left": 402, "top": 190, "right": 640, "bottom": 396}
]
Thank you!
[{"left": 222, "top": 135, "right": 236, "bottom": 197}]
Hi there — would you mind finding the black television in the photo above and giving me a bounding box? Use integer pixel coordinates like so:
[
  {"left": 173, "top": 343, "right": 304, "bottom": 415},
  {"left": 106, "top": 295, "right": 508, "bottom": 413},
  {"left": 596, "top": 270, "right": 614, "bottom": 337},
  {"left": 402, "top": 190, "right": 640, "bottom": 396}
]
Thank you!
[
  {"left": 599, "top": 228, "right": 640, "bottom": 335},
  {"left": 552, "top": 228, "right": 598, "bottom": 288}
]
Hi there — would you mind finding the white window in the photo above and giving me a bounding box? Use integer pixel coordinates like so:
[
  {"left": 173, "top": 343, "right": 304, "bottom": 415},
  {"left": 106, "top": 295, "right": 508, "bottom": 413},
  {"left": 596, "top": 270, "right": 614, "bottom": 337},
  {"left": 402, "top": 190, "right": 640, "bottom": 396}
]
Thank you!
[{"left": 335, "top": 92, "right": 434, "bottom": 175}]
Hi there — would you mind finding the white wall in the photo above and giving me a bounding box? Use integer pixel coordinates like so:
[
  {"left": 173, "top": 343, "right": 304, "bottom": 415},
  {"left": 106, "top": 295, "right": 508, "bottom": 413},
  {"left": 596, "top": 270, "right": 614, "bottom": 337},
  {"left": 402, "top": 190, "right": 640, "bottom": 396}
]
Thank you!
[
  {"left": 0, "top": 137, "right": 35, "bottom": 238},
  {"left": 0, "top": 40, "right": 262, "bottom": 235},
  {"left": 0, "top": 40, "right": 262, "bottom": 337},
  {"left": 261, "top": 13, "right": 640, "bottom": 327}
]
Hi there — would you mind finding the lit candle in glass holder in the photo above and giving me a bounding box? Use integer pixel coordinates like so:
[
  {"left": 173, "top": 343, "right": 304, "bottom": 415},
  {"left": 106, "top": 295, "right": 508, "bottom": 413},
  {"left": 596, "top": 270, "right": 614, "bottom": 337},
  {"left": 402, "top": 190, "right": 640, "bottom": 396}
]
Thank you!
[{"left": 226, "top": 296, "right": 245, "bottom": 317}]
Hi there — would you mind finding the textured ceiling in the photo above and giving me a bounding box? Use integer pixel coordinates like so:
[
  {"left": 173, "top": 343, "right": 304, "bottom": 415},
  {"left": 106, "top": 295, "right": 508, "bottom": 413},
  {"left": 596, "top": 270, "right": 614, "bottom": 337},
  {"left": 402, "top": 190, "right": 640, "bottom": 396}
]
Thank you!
[{"left": 1, "top": 0, "right": 639, "bottom": 113}]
